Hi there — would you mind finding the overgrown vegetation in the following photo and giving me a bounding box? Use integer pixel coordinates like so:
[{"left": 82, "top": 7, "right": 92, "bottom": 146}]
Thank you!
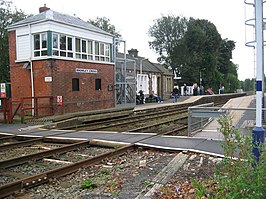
[
  {"left": 80, "top": 168, "right": 123, "bottom": 196},
  {"left": 193, "top": 116, "right": 266, "bottom": 198},
  {"left": 80, "top": 179, "right": 98, "bottom": 190}
]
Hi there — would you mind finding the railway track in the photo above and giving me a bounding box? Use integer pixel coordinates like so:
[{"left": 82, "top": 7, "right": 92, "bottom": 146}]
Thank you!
[
  {"left": 60, "top": 101, "right": 225, "bottom": 133},
  {"left": 0, "top": 140, "right": 132, "bottom": 198},
  {"left": 0, "top": 124, "right": 188, "bottom": 198},
  {"left": 60, "top": 105, "right": 188, "bottom": 130},
  {"left": 0, "top": 100, "right": 227, "bottom": 198}
]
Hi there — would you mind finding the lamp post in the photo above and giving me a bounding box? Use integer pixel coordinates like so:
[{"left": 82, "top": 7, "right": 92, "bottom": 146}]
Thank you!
[{"left": 252, "top": 0, "right": 265, "bottom": 162}]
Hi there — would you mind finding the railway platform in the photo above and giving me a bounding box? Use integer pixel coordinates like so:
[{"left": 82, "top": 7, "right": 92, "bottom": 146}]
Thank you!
[
  {"left": 134, "top": 95, "right": 200, "bottom": 111},
  {"left": 193, "top": 95, "right": 256, "bottom": 140},
  {"left": 0, "top": 94, "right": 255, "bottom": 158}
]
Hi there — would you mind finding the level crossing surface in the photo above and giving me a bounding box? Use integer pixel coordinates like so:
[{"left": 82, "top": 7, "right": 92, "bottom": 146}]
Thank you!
[{"left": 0, "top": 95, "right": 255, "bottom": 158}]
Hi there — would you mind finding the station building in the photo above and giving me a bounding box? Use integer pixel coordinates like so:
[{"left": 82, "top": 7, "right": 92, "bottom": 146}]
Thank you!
[
  {"left": 126, "top": 49, "right": 173, "bottom": 100},
  {"left": 8, "top": 6, "right": 173, "bottom": 117},
  {"left": 8, "top": 5, "right": 116, "bottom": 114}
]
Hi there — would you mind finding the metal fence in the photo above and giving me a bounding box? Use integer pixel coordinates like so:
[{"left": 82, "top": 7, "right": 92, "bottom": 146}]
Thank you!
[{"left": 188, "top": 103, "right": 258, "bottom": 137}]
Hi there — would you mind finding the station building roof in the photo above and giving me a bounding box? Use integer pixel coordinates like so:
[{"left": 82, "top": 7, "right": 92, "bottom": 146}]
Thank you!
[{"left": 8, "top": 7, "right": 113, "bottom": 37}]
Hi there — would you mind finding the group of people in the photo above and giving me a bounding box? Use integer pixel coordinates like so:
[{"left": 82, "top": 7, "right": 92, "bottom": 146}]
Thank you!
[
  {"left": 136, "top": 90, "right": 162, "bottom": 104},
  {"left": 192, "top": 83, "right": 204, "bottom": 96},
  {"left": 136, "top": 83, "right": 225, "bottom": 105}
]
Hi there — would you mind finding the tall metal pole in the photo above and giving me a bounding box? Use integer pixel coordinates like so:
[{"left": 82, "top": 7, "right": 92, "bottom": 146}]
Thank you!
[
  {"left": 253, "top": 0, "right": 265, "bottom": 162},
  {"left": 124, "top": 41, "right": 127, "bottom": 105}
]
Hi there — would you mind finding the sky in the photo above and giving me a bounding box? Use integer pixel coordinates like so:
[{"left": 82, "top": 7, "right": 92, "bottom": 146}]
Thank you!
[{"left": 11, "top": 0, "right": 259, "bottom": 81}]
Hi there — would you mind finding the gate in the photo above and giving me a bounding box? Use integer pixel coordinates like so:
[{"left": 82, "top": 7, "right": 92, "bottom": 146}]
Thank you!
[{"left": 10, "top": 96, "right": 54, "bottom": 123}]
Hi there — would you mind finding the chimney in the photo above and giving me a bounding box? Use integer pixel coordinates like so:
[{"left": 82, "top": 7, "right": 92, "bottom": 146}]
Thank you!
[
  {"left": 39, "top": 4, "right": 50, "bottom": 13},
  {"left": 128, "top": 48, "right": 138, "bottom": 57}
]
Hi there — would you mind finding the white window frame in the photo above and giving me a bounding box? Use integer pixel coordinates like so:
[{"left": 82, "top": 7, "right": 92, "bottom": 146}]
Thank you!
[
  {"left": 95, "top": 41, "right": 110, "bottom": 62},
  {"left": 33, "top": 31, "right": 112, "bottom": 63},
  {"left": 33, "top": 32, "right": 48, "bottom": 57},
  {"left": 52, "top": 33, "right": 74, "bottom": 58},
  {"left": 88, "top": 40, "right": 93, "bottom": 60}
]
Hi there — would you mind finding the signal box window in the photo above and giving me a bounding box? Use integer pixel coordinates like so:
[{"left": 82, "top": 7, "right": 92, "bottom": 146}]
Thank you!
[
  {"left": 72, "top": 78, "right": 79, "bottom": 91},
  {"left": 95, "top": 79, "right": 101, "bottom": 90}
]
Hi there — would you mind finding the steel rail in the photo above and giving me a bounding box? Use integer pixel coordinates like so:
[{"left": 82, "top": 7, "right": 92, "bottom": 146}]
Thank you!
[
  {"left": 0, "top": 140, "right": 90, "bottom": 169},
  {"left": 0, "top": 135, "right": 16, "bottom": 140},
  {"left": 82, "top": 109, "right": 188, "bottom": 131},
  {"left": 0, "top": 100, "right": 228, "bottom": 197},
  {"left": 69, "top": 102, "right": 224, "bottom": 132},
  {"left": 0, "top": 116, "right": 188, "bottom": 197},
  {"left": 0, "top": 137, "right": 44, "bottom": 151},
  {"left": 64, "top": 106, "right": 189, "bottom": 131},
  {"left": 0, "top": 144, "right": 135, "bottom": 198},
  {"left": 128, "top": 115, "right": 188, "bottom": 132}
]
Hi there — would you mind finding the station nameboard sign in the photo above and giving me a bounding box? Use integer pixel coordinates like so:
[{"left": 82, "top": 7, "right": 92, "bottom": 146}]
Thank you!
[{"left": 76, "top": 68, "right": 97, "bottom": 74}]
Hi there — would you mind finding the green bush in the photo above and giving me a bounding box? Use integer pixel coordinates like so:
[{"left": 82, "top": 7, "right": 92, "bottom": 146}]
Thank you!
[
  {"left": 80, "top": 179, "right": 98, "bottom": 190},
  {"left": 192, "top": 116, "right": 266, "bottom": 198},
  {"left": 214, "top": 116, "right": 266, "bottom": 199}
]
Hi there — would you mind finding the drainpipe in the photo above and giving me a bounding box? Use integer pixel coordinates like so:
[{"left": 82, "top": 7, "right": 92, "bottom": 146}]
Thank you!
[
  {"left": 28, "top": 24, "right": 34, "bottom": 116},
  {"left": 140, "top": 58, "right": 148, "bottom": 75}
]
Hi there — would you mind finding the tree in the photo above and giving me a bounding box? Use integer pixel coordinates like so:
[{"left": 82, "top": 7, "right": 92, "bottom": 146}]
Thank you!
[
  {"left": 218, "top": 39, "right": 235, "bottom": 74},
  {"left": 148, "top": 15, "right": 238, "bottom": 93},
  {"left": 179, "top": 18, "right": 222, "bottom": 88},
  {"left": 88, "top": 17, "right": 121, "bottom": 38},
  {"left": 240, "top": 78, "right": 255, "bottom": 92},
  {"left": 148, "top": 15, "right": 187, "bottom": 66},
  {"left": 0, "top": 0, "right": 27, "bottom": 82}
]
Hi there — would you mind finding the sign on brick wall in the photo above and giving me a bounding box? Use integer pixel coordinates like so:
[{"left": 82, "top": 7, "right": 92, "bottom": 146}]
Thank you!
[
  {"left": 76, "top": 68, "right": 97, "bottom": 73},
  {"left": 45, "top": 77, "right": 52, "bottom": 82},
  {"left": 0, "top": 83, "right": 6, "bottom": 98},
  {"left": 57, "top": 96, "right": 63, "bottom": 105}
]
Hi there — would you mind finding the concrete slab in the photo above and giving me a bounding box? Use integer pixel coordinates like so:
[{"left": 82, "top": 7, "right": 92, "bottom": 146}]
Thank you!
[
  {"left": 51, "top": 131, "right": 120, "bottom": 140},
  {"left": 101, "top": 133, "right": 152, "bottom": 143},
  {"left": 137, "top": 136, "right": 225, "bottom": 157},
  {"left": 137, "top": 136, "right": 206, "bottom": 151},
  {"left": 23, "top": 129, "right": 75, "bottom": 136},
  {"left": 0, "top": 124, "right": 42, "bottom": 134},
  {"left": 192, "top": 139, "right": 224, "bottom": 157}
]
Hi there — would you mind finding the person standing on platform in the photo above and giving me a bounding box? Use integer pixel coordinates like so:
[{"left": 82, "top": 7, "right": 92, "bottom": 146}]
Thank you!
[
  {"left": 193, "top": 83, "right": 198, "bottom": 96},
  {"left": 183, "top": 84, "right": 187, "bottom": 96},
  {"left": 220, "top": 86, "right": 224, "bottom": 94},
  {"left": 139, "top": 90, "right": 144, "bottom": 104},
  {"left": 200, "top": 85, "right": 204, "bottom": 95},
  {"left": 172, "top": 87, "right": 178, "bottom": 102}
]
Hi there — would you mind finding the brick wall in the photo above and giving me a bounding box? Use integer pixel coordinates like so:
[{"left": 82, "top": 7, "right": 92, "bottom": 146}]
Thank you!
[
  {"left": 9, "top": 31, "right": 32, "bottom": 102},
  {"left": 51, "top": 59, "right": 115, "bottom": 113},
  {"left": 9, "top": 31, "right": 115, "bottom": 114}
]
